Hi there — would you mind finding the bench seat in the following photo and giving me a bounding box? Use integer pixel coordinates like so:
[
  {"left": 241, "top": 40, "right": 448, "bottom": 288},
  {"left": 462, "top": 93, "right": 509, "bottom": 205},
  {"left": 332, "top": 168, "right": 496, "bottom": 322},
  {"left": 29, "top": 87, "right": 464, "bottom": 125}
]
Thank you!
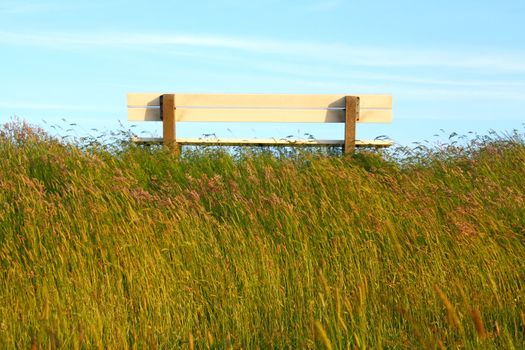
[{"left": 131, "top": 137, "right": 393, "bottom": 147}]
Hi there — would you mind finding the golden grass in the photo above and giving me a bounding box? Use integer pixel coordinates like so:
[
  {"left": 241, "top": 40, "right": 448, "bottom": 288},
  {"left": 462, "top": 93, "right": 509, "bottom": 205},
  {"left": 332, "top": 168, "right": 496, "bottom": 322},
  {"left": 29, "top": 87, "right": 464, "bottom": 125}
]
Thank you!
[{"left": 0, "top": 121, "right": 524, "bottom": 348}]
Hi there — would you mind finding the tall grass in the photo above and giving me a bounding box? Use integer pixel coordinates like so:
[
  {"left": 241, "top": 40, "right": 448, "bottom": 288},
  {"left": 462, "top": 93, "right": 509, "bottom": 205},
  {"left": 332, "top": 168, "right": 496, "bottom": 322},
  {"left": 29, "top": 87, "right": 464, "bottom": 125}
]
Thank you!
[{"left": 1, "top": 121, "right": 524, "bottom": 348}]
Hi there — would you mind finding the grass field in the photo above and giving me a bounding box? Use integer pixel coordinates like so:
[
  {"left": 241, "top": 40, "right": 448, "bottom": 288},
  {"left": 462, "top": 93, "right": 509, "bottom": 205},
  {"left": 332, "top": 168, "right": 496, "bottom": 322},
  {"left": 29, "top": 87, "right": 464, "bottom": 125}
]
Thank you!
[{"left": 1, "top": 121, "right": 524, "bottom": 349}]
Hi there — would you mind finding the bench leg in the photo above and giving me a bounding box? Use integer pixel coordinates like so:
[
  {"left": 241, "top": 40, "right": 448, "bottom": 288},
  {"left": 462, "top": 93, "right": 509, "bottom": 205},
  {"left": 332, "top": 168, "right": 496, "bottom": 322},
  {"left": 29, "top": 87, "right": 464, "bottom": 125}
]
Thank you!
[
  {"left": 344, "top": 96, "right": 360, "bottom": 154},
  {"left": 161, "top": 94, "right": 178, "bottom": 153}
]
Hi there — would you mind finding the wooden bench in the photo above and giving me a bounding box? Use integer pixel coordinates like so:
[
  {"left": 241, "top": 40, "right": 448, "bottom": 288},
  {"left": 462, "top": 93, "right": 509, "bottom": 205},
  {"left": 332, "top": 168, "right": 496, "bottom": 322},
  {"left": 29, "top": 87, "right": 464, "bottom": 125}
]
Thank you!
[{"left": 127, "top": 93, "right": 393, "bottom": 153}]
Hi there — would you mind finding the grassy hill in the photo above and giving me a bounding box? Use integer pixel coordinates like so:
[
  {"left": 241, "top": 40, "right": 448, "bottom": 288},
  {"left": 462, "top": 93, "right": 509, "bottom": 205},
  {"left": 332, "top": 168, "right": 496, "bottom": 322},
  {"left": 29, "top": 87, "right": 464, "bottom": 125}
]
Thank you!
[{"left": 1, "top": 121, "right": 524, "bottom": 349}]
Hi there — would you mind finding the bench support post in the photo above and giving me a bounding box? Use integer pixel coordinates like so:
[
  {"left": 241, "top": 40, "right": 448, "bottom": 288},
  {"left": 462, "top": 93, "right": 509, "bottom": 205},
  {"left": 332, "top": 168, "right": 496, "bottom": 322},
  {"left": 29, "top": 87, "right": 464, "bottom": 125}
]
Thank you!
[
  {"left": 160, "top": 94, "right": 177, "bottom": 152},
  {"left": 344, "top": 96, "right": 360, "bottom": 154}
]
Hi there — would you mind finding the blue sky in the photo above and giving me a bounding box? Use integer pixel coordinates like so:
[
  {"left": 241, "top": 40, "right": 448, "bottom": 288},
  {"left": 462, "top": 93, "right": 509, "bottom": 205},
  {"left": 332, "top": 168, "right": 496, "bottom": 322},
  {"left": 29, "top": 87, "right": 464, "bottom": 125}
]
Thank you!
[{"left": 1, "top": 0, "right": 524, "bottom": 145}]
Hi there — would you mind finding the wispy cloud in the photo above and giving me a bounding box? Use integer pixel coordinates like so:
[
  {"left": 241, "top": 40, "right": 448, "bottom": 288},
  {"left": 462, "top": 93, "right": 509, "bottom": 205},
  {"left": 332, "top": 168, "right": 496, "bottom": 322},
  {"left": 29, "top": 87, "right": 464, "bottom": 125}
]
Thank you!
[
  {"left": 235, "top": 58, "right": 525, "bottom": 89},
  {"left": 1, "top": 30, "right": 525, "bottom": 105},
  {"left": 1, "top": 31, "right": 525, "bottom": 73},
  {"left": 0, "top": 1, "right": 59, "bottom": 14},
  {"left": 0, "top": 101, "right": 116, "bottom": 112}
]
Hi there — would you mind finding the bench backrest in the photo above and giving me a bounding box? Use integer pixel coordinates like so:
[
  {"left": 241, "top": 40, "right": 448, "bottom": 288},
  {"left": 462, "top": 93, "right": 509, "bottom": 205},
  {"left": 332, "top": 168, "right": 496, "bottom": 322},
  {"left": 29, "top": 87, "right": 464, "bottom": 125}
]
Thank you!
[
  {"left": 127, "top": 93, "right": 393, "bottom": 153},
  {"left": 128, "top": 93, "right": 392, "bottom": 123}
]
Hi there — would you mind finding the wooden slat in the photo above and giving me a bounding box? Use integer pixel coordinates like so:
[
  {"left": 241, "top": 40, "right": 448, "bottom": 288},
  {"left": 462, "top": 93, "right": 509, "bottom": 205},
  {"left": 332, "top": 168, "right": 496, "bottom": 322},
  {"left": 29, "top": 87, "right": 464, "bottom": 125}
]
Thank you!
[
  {"left": 128, "top": 93, "right": 162, "bottom": 107},
  {"left": 128, "top": 107, "right": 160, "bottom": 121},
  {"left": 128, "top": 108, "right": 391, "bottom": 123},
  {"left": 177, "top": 108, "right": 344, "bottom": 122},
  {"left": 132, "top": 137, "right": 393, "bottom": 147},
  {"left": 127, "top": 93, "right": 392, "bottom": 109}
]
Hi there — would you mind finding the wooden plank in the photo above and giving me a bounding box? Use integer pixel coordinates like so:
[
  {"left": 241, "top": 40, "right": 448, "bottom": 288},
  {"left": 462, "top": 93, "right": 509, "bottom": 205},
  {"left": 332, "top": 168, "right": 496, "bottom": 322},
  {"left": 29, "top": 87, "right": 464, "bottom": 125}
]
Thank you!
[
  {"left": 127, "top": 93, "right": 162, "bottom": 107},
  {"left": 128, "top": 108, "right": 391, "bottom": 123},
  {"left": 344, "top": 96, "right": 359, "bottom": 154},
  {"left": 127, "top": 93, "right": 392, "bottom": 109},
  {"left": 177, "top": 108, "right": 344, "bottom": 122},
  {"left": 132, "top": 137, "right": 393, "bottom": 147},
  {"left": 128, "top": 107, "right": 160, "bottom": 121}
]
